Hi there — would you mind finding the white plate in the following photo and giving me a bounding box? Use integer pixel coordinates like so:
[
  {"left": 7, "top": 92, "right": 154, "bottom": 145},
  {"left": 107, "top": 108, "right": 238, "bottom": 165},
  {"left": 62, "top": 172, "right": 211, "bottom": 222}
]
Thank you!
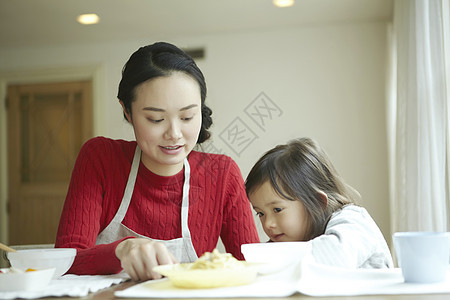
[
  {"left": 153, "top": 262, "right": 260, "bottom": 289},
  {"left": 0, "top": 268, "right": 55, "bottom": 292}
]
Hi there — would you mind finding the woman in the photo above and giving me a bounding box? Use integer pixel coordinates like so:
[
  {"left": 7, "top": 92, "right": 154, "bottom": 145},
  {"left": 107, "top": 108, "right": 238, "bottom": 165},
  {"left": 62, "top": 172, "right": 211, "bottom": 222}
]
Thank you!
[{"left": 55, "top": 42, "right": 259, "bottom": 281}]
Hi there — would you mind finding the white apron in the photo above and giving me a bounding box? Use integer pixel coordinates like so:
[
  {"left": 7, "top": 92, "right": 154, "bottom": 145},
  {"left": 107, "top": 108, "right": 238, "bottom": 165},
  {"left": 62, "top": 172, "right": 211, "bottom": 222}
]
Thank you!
[{"left": 96, "top": 146, "right": 198, "bottom": 263}]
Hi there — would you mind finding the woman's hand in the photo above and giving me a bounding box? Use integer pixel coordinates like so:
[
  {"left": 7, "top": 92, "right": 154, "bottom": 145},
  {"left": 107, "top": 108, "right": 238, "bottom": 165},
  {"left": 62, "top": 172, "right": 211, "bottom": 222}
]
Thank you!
[{"left": 115, "top": 238, "right": 178, "bottom": 281}]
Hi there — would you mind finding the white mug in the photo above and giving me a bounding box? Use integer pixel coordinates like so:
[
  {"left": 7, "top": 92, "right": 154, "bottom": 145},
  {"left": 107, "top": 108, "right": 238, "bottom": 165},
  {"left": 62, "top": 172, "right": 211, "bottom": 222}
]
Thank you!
[{"left": 393, "top": 232, "right": 450, "bottom": 283}]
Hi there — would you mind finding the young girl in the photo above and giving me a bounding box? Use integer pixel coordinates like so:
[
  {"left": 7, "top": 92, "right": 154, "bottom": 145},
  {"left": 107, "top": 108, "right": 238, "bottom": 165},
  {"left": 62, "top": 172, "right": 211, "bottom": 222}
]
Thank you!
[{"left": 245, "top": 138, "right": 393, "bottom": 269}]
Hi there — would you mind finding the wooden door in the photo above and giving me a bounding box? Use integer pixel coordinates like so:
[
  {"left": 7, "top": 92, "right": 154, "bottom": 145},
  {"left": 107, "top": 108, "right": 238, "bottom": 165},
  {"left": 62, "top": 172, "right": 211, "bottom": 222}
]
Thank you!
[{"left": 7, "top": 81, "right": 93, "bottom": 245}]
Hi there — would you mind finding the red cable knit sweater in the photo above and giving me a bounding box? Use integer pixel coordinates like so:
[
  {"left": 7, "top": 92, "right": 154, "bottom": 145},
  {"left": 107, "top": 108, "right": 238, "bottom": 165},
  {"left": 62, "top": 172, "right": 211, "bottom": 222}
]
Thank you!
[{"left": 55, "top": 137, "right": 259, "bottom": 275}]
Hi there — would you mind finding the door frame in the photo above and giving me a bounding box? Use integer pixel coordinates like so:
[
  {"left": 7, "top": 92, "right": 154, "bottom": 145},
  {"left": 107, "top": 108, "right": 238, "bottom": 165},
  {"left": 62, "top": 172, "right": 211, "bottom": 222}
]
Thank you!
[{"left": 0, "top": 64, "right": 105, "bottom": 245}]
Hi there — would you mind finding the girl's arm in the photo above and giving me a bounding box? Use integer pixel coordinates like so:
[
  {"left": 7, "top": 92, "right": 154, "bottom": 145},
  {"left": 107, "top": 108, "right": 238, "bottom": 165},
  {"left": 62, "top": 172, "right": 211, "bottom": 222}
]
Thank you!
[{"left": 311, "top": 205, "right": 393, "bottom": 268}]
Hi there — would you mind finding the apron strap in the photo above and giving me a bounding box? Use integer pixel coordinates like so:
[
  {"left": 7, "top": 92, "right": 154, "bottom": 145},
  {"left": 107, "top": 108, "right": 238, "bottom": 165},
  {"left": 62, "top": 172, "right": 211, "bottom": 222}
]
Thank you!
[
  {"left": 181, "top": 158, "right": 191, "bottom": 239},
  {"left": 181, "top": 157, "right": 197, "bottom": 261},
  {"left": 112, "top": 145, "right": 141, "bottom": 223}
]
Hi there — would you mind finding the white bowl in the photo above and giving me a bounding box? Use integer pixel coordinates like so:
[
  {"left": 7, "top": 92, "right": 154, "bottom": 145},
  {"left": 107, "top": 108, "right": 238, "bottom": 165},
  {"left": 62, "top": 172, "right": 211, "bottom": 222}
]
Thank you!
[
  {"left": 241, "top": 242, "right": 312, "bottom": 274},
  {"left": 0, "top": 268, "right": 55, "bottom": 291},
  {"left": 7, "top": 248, "right": 76, "bottom": 278}
]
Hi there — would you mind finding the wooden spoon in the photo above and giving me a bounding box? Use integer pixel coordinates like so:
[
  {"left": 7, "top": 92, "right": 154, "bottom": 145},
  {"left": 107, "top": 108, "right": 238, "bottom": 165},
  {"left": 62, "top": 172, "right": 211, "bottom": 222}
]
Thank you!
[{"left": 0, "top": 242, "right": 17, "bottom": 252}]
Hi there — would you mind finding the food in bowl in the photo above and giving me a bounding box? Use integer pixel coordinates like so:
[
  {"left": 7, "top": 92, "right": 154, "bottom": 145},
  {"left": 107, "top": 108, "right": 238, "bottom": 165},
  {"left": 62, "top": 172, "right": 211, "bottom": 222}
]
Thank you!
[
  {"left": 153, "top": 249, "right": 260, "bottom": 288},
  {"left": 7, "top": 248, "right": 76, "bottom": 278}
]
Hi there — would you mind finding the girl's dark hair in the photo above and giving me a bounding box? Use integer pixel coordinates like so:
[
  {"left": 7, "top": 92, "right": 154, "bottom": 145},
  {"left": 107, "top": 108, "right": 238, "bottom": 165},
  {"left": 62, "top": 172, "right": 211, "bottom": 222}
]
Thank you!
[
  {"left": 245, "top": 137, "right": 360, "bottom": 240},
  {"left": 117, "top": 42, "right": 212, "bottom": 144}
]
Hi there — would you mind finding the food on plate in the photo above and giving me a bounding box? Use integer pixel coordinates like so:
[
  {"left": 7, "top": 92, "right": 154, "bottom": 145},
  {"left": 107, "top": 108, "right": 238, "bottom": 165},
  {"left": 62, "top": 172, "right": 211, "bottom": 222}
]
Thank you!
[
  {"left": 152, "top": 249, "right": 260, "bottom": 289},
  {"left": 189, "top": 249, "right": 242, "bottom": 270}
]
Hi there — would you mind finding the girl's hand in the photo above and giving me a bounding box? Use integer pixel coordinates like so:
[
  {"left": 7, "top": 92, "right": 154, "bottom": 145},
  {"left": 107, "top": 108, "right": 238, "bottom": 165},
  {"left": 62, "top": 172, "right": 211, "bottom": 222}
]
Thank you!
[{"left": 115, "top": 238, "right": 178, "bottom": 281}]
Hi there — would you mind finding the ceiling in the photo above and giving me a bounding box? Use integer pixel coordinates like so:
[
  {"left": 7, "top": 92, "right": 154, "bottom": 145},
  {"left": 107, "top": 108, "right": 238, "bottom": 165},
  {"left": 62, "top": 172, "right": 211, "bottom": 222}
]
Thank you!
[{"left": 0, "top": 0, "right": 393, "bottom": 49}]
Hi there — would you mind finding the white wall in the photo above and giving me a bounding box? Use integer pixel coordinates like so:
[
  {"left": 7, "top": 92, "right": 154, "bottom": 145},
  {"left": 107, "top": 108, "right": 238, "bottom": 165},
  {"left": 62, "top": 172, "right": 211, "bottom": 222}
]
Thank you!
[{"left": 0, "top": 21, "right": 391, "bottom": 247}]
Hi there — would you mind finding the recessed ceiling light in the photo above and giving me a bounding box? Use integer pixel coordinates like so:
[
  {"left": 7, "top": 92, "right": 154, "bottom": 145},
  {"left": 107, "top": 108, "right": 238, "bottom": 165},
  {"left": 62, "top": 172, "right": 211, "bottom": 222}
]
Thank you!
[
  {"left": 77, "top": 14, "right": 100, "bottom": 25},
  {"left": 273, "top": 0, "right": 295, "bottom": 8}
]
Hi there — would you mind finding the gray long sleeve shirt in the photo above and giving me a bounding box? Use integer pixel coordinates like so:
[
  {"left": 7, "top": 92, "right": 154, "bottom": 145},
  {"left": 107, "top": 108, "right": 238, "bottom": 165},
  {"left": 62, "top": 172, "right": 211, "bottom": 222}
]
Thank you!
[{"left": 311, "top": 205, "right": 394, "bottom": 269}]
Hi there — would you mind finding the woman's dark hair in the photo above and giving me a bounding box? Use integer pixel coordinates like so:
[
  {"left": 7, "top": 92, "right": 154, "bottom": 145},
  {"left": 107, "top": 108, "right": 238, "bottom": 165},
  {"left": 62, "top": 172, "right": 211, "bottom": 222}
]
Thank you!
[
  {"left": 245, "top": 137, "right": 360, "bottom": 240},
  {"left": 117, "top": 42, "right": 212, "bottom": 144}
]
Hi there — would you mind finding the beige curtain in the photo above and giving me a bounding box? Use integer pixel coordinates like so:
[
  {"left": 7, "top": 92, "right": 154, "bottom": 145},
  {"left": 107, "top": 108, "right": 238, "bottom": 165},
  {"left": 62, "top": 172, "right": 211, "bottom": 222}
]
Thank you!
[{"left": 388, "top": 0, "right": 450, "bottom": 234}]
